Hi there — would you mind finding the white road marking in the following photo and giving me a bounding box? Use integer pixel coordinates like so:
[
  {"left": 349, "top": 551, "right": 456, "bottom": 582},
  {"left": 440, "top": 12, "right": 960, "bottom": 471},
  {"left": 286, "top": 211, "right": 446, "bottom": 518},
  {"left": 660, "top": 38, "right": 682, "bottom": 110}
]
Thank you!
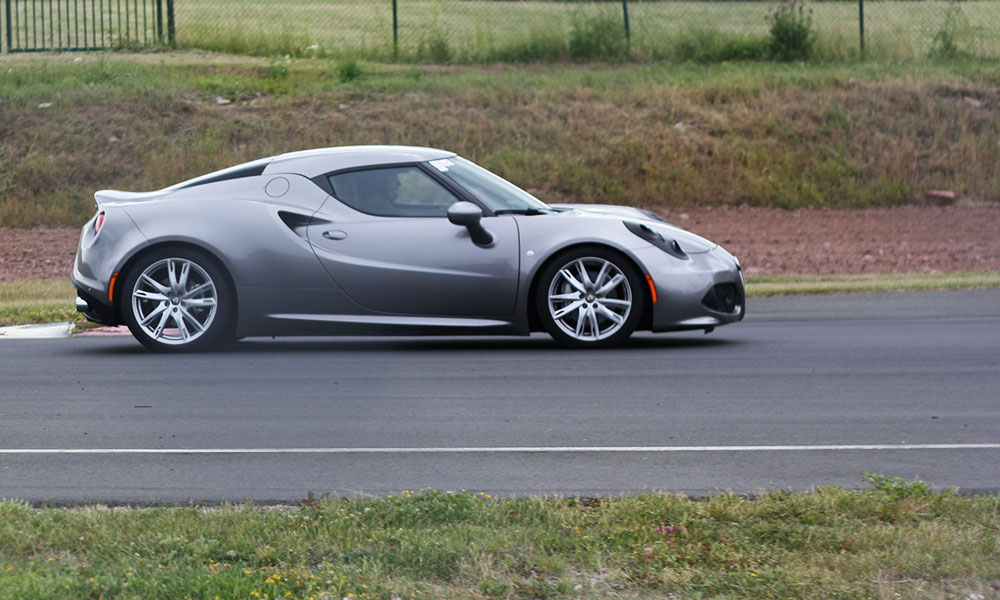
[{"left": 2, "top": 444, "right": 999, "bottom": 455}]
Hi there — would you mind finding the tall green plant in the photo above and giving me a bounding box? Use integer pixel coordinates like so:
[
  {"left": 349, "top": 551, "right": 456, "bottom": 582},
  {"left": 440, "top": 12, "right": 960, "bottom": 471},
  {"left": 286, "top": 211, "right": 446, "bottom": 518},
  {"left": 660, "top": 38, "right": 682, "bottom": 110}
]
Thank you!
[
  {"left": 765, "top": 0, "right": 816, "bottom": 61},
  {"left": 569, "top": 14, "right": 627, "bottom": 61},
  {"left": 930, "top": 0, "right": 971, "bottom": 58}
]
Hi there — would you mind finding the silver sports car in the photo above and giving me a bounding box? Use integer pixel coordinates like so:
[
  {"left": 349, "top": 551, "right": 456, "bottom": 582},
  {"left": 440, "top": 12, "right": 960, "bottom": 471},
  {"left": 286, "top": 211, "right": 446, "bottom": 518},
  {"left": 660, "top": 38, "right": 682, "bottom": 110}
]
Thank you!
[{"left": 72, "top": 146, "right": 744, "bottom": 351}]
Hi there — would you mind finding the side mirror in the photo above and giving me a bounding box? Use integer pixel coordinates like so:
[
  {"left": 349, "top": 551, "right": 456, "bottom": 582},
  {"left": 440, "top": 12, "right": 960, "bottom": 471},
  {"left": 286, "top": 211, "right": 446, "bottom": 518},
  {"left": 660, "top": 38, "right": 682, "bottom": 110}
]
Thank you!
[{"left": 447, "top": 201, "right": 494, "bottom": 246}]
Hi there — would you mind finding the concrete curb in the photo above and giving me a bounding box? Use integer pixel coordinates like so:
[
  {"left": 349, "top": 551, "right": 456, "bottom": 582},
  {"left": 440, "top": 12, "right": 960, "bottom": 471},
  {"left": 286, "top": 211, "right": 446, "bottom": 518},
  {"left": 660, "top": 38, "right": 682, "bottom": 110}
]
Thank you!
[{"left": 0, "top": 322, "right": 74, "bottom": 339}]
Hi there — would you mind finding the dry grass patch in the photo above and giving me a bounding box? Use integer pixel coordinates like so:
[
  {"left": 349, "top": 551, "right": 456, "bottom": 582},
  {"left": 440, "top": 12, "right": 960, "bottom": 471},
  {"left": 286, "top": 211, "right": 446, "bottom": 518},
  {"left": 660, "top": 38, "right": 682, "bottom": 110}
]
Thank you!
[{"left": 2, "top": 56, "right": 999, "bottom": 227}]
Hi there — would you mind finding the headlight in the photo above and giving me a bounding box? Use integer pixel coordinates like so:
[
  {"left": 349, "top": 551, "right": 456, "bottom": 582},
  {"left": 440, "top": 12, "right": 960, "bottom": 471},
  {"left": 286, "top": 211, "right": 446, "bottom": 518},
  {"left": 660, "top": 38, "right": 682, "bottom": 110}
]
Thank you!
[{"left": 623, "top": 221, "right": 688, "bottom": 260}]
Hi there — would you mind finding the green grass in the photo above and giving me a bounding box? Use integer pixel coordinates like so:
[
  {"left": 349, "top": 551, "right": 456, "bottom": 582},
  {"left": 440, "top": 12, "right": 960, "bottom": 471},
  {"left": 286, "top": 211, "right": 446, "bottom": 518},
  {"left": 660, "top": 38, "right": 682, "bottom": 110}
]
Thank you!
[
  {"left": 1, "top": 53, "right": 999, "bottom": 228},
  {"left": 165, "top": 0, "right": 1000, "bottom": 62},
  {"left": 4, "top": 0, "right": 999, "bottom": 61},
  {"left": 0, "top": 280, "right": 87, "bottom": 328},
  {"left": 745, "top": 270, "right": 1000, "bottom": 296},
  {"left": 1, "top": 481, "right": 998, "bottom": 599}
]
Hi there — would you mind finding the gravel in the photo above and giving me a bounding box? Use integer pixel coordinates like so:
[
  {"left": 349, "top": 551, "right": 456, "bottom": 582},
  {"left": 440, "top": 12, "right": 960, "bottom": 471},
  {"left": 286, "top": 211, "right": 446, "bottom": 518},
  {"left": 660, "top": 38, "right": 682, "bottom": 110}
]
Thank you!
[{"left": 2, "top": 204, "right": 998, "bottom": 281}]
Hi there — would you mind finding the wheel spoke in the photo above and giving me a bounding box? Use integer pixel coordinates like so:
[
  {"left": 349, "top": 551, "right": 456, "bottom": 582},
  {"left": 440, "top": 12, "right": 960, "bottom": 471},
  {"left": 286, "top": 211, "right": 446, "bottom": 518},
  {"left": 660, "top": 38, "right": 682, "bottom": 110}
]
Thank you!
[
  {"left": 152, "top": 308, "right": 172, "bottom": 339},
  {"left": 182, "top": 282, "right": 213, "bottom": 300},
  {"left": 141, "top": 274, "right": 170, "bottom": 296},
  {"left": 595, "top": 303, "right": 625, "bottom": 325},
  {"left": 595, "top": 274, "right": 624, "bottom": 297},
  {"left": 177, "top": 261, "right": 191, "bottom": 292},
  {"left": 139, "top": 303, "right": 168, "bottom": 326},
  {"left": 599, "top": 298, "right": 631, "bottom": 307},
  {"left": 167, "top": 260, "right": 179, "bottom": 292},
  {"left": 593, "top": 262, "right": 610, "bottom": 289},
  {"left": 586, "top": 305, "right": 600, "bottom": 336},
  {"left": 550, "top": 291, "right": 582, "bottom": 302},
  {"left": 575, "top": 261, "right": 593, "bottom": 288},
  {"left": 179, "top": 307, "right": 206, "bottom": 335},
  {"left": 173, "top": 310, "right": 190, "bottom": 341},
  {"left": 574, "top": 305, "right": 587, "bottom": 337},
  {"left": 134, "top": 289, "right": 168, "bottom": 302},
  {"left": 552, "top": 299, "right": 585, "bottom": 320},
  {"left": 182, "top": 297, "right": 216, "bottom": 308},
  {"left": 558, "top": 268, "right": 586, "bottom": 294}
]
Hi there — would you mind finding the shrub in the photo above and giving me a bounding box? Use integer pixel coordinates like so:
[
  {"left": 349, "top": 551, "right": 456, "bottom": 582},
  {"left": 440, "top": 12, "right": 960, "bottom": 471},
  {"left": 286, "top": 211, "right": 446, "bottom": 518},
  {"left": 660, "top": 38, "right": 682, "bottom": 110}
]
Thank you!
[
  {"left": 765, "top": 0, "right": 816, "bottom": 61},
  {"left": 336, "top": 59, "right": 363, "bottom": 82},
  {"left": 417, "top": 32, "right": 453, "bottom": 63},
  {"left": 569, "top": 13, "right": 627, "bottom": 61}
]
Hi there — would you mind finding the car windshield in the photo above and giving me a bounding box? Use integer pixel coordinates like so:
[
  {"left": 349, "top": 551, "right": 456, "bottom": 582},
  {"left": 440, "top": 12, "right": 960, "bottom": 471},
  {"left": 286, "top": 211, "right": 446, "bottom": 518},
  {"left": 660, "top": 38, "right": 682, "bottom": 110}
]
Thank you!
[{"left": 427, "top": 157, "right": 551, "bottom": 214}]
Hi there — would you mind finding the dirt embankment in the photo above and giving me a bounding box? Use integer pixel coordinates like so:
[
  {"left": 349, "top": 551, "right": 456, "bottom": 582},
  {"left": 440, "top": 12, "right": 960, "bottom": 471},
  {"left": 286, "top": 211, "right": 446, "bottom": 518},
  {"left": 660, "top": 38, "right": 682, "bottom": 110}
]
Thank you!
[{"left": 1, "top": 205, "right": 998, "bottom": 282}]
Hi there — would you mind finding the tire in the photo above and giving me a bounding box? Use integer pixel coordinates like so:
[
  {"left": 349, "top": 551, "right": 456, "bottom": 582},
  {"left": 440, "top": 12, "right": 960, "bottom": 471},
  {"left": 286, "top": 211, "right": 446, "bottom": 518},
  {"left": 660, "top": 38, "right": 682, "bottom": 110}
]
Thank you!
[
  {"left": 121, "top": 248, "right": 233, "bottom": 352},
  {"left": 535, "top": 246, "right": 646, "bottom": 348}
]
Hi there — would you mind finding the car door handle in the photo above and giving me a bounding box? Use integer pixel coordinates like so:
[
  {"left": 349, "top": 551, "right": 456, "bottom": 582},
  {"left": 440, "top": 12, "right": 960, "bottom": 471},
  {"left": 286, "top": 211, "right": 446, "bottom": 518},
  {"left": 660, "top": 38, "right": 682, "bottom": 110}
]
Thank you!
[{"left": 322, "top": 230, "right": 348, "bottom": 240}]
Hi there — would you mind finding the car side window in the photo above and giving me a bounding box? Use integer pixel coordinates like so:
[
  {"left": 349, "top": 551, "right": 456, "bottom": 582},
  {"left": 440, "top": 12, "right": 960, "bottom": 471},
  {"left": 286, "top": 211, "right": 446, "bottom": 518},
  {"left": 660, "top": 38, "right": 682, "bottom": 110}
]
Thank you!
[{"left": 328, "top": 166, "right": 459, "bottom": 217}]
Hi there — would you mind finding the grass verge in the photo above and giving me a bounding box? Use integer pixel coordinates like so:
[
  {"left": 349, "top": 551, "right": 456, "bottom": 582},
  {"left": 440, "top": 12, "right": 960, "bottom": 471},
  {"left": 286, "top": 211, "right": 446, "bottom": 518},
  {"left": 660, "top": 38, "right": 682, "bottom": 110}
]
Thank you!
[
  {"left": 1, "top": 273, "right": 998, "bottom": 327},
  {"left": 1, "top": 478, "right": 998, "bottom": 600},
  {"left": 2, "top": 53, "right": 999, "bottom": 227},
  {"left": 0, "top": 280, "right": 86, "bottom": 328},
  {"left": 745, "top": 270, "right": 1000, "bottom": 296}
]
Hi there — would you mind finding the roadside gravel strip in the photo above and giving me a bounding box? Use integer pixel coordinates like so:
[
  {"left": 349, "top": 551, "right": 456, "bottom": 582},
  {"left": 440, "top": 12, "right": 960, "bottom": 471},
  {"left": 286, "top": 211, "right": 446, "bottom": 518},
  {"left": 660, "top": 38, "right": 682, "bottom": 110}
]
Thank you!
[{"left": 2, "top": 205, "right": 999, "bottom": 281}]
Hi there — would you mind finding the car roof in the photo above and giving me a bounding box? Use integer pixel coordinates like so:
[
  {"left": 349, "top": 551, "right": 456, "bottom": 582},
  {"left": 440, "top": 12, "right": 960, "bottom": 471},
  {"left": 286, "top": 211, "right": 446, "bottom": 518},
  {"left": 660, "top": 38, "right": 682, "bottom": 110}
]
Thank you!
[
  {"left": 166, "top": 146, "right": 456, "bottom": 191},
  {"left": 262, "top": 145, "right": 455, "bottom": 178}
]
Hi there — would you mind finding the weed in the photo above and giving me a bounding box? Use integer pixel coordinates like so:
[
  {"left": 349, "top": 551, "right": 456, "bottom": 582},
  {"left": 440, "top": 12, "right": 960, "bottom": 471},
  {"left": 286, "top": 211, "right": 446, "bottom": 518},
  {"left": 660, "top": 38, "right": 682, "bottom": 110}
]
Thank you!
[
  {"left": 766, "top": 0, "right": 816, "bottom": 61},
  {"left": 930, "top": 0, "right": 972, "bottom": 59},
  {"left": 569, "top": 13, "right": 627, "bottom": 61},
  {"left": 336, "top": 59, "right": 364, "bottom": 83},
  {"left": 418, "top": 31, "right": 453, "bottom": 63},
  {"left": 860, "top": 472, "right": 933, "bottom": 500}
]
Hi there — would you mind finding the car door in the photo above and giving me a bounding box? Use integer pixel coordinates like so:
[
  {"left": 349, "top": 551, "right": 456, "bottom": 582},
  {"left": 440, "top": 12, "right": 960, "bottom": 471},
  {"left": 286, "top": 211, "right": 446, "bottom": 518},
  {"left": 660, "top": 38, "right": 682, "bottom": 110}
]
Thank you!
[{"left": 306, "top": 164, "right": 520, "bottom": 317}]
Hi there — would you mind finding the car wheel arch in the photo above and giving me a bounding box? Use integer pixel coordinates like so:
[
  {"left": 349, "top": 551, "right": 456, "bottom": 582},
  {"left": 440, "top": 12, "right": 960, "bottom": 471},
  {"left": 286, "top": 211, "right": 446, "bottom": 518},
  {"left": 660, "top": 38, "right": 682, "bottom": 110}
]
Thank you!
[
  {"left": 526, "top": 242, "right": 654, "bottom": 333},
  {"left": 112, "top": 241, "right": 239, "bottom": 338}
]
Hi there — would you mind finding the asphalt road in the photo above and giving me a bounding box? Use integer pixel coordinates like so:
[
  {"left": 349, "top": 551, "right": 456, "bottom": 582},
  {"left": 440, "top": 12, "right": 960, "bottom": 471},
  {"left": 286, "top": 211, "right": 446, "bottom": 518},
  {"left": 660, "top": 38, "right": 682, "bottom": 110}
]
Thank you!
[{"left": 2, "top": 289, "right": 999, "bottom": 504}]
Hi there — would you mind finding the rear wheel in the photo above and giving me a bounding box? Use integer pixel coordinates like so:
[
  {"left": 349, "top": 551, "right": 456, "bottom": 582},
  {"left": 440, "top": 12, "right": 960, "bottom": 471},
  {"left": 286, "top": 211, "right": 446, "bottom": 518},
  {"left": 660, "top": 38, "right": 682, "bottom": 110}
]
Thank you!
[
  {"left": 535, "top": 247, "right": 645, "bottom": 348},
  {"left": 121, "top": 248, "right": 232, "bottom": 352}
]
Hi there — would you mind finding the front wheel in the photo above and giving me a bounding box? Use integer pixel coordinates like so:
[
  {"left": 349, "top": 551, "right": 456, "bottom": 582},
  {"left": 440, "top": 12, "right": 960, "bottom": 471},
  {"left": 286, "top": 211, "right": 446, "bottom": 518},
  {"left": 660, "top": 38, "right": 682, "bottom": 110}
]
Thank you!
[
  {"left": 535, "top": 247, "right": 646, "bottom": 348},
  {"left": 121, "top": 248, "right": 232, "bottom": 352}
]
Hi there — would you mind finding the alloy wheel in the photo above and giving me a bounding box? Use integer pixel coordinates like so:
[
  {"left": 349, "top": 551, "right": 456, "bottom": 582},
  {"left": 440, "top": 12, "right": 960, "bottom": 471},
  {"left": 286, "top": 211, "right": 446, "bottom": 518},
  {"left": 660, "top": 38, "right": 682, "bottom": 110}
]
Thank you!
[
  {"left": 131, "top": 258, "right": 218, "bottom": 345},
  {"left": 546, "top": 256, "right": 633, "bottom": 342}
]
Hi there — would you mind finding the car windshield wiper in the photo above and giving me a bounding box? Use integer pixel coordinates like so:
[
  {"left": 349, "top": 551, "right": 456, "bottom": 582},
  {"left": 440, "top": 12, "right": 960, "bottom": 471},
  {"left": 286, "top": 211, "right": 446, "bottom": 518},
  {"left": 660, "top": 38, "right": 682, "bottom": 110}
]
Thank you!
[{"left": 492, "top": 208, "right": 552, "bottom": 215}]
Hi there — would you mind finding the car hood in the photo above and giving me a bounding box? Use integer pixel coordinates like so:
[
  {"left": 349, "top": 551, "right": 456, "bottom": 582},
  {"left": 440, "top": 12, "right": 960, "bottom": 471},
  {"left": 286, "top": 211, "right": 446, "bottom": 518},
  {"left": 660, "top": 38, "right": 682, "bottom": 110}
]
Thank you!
[{"left": 552, "top": 205, "right": 717, "bottom": 254}]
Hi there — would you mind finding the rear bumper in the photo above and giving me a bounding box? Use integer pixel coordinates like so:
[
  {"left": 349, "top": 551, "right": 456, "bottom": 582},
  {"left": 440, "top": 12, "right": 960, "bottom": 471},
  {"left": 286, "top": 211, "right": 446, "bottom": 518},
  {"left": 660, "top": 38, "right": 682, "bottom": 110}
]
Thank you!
[{"left": 74, "top": 288, "right": 117, "bottom": 326}]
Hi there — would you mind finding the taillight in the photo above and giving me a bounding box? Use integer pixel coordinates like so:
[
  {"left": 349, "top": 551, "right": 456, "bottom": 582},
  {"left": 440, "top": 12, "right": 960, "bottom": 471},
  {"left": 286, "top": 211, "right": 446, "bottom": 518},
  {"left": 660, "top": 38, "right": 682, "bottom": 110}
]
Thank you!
[{"left": 94, "top": 211, "right": 106, "bottom": 236}]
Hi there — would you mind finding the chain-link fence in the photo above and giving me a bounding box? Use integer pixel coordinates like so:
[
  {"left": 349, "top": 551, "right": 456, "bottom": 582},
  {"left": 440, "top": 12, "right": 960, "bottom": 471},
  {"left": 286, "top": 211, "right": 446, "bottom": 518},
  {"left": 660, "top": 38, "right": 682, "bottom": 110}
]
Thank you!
[{"left": 4, "top": 0, "right": 999, "bottom": 60}]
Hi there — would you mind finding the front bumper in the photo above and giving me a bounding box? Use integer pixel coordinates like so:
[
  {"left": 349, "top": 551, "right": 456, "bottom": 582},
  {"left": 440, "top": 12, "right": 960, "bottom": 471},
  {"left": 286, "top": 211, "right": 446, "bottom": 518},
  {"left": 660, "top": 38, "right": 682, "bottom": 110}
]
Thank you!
[{"left": 636, "top": 244, "right": 745, "bottom": 333}]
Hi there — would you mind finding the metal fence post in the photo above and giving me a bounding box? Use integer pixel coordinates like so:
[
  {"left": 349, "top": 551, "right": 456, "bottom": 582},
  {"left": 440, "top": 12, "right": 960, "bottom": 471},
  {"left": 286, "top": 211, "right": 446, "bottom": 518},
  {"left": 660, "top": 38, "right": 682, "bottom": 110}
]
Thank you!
[
  {"left": 392, "top": 0, "right": 398, "bottom": 59},
  {"left": 167, "top": 0, "right": 174, "bottom": 45},
  {"left": 155, "top": 0, "right": 162, "bottom": 42},
  {"left": 4, "top": 0, "right": 11, "bottom": 52},
  {"left": 622, "top": 0, "right": 631, "bottom": 49},
  {"left": 858, "top": 0, "right": 865, "bottom": 57}
]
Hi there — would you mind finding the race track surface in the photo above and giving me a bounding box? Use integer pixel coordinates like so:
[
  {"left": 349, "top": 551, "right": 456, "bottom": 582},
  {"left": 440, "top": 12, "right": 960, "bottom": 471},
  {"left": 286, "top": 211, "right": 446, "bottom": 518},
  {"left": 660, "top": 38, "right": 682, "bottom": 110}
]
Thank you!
[{"left": 1, "top": 289, "right": 998, "bottom": 504}]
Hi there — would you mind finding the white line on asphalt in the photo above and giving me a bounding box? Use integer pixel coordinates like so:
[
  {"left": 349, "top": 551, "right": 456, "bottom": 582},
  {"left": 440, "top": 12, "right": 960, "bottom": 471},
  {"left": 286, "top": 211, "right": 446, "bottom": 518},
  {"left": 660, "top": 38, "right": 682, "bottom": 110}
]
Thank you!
[{"left": 2, "top": 444, "right": 1000, "bottom": 454}]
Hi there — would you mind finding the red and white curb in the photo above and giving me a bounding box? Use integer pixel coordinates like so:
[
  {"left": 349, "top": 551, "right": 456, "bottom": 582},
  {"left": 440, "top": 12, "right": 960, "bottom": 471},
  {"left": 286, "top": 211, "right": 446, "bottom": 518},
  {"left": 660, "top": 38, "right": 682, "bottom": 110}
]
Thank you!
[
  {"left": 74, "top": 325, "right": 130, "bottom": 336},
  {"left": 0, "top": 323, "right": 130, "bottom": 339}
]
